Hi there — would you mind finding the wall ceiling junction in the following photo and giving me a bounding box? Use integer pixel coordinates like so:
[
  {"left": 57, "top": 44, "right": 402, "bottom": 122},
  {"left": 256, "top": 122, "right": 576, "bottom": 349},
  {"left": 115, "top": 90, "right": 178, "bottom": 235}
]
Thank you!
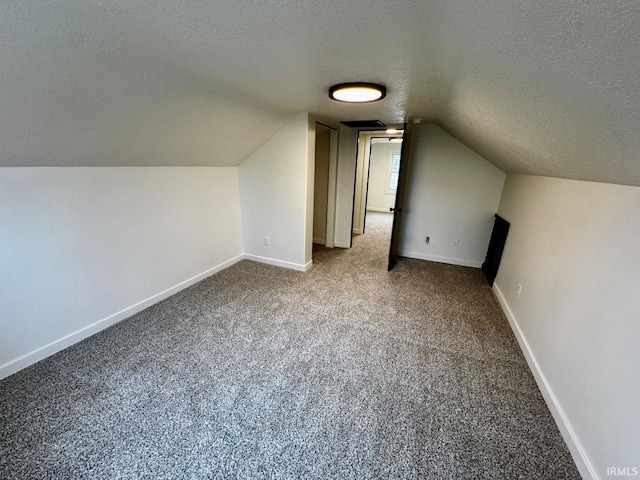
[{"left": 1, "top": 1, "right": 639, "bottom": 186}]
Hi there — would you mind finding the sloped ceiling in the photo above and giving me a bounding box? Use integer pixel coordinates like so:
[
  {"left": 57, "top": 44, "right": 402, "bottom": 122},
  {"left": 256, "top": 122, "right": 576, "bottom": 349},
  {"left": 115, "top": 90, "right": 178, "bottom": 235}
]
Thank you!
[{"left": 2, "top": 1, "right": 639, "bottom": 185}]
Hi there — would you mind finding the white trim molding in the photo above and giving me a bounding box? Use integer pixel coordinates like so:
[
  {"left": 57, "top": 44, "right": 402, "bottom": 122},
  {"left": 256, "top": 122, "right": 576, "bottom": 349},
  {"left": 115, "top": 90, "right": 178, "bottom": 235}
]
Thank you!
[
  {"left": 399, "top": 251, "right": 482, "bottom": 268},
  {"left": 492, "top": 283, "right": 598, "bottom": 480},
  {"left": 243, "top": 254, "right": 311, "bottom": 272},
  {"left": 0, "top": 254, "right": 245, "bottom": 381}
]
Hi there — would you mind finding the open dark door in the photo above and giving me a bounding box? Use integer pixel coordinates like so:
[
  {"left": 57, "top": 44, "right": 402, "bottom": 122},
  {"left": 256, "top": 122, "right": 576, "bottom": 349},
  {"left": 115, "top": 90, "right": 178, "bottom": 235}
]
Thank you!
[
  {"left": 388, "top": 123, "right": 412, "bottom": 271},
  {"left": 482, "top": 214, "right": 510, "bottom": 285}
]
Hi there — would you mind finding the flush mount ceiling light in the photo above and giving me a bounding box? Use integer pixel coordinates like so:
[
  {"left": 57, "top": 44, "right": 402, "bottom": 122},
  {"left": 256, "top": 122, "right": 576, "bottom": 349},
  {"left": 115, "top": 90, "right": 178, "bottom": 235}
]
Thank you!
[{"left": 328, "top": 82, "right": 386, "bottom": 103}]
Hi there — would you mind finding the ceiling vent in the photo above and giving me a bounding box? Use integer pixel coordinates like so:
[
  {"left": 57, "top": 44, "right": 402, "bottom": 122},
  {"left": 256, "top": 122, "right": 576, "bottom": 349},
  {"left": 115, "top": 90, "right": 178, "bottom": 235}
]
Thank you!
[{"left": 340, "top": 120, "right": 386, "bottom": 128}]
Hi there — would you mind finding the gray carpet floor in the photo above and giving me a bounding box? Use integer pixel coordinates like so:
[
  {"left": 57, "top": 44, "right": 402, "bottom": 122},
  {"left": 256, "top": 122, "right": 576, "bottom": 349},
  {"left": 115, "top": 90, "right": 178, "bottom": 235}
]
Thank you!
[{"left": 0, "top": 212, "right": 580, "bottom": 479}]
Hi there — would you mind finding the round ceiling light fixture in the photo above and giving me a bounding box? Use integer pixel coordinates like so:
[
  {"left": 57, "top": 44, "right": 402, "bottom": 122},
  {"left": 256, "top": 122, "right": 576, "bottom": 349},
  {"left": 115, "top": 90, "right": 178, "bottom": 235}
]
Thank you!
[{"left": 328, "top": 82, "right": 386, "bottom": 103}]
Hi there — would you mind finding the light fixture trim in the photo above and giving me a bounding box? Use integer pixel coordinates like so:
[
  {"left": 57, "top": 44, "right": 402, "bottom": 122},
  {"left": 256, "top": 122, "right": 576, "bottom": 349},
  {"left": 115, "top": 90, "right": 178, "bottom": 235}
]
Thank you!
[{"left": 328, "top": 82, "right": 387, "bottom": 103}]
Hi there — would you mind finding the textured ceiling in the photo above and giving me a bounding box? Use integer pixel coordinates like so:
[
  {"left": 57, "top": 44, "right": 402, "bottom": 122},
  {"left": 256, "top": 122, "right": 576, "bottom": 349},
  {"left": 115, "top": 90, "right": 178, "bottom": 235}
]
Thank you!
[{"left": 1, "top": 1, "right": 639, "bottom": 185}]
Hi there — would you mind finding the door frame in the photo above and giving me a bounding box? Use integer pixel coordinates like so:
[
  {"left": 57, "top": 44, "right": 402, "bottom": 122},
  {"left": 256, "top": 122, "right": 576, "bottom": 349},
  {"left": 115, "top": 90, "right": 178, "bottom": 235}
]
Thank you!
[
  {"left": 311, "top": 117, "right": 340, "bottom": 249},
  {"left": 352, "top": 130, "right": 404, "bottom": 236}
]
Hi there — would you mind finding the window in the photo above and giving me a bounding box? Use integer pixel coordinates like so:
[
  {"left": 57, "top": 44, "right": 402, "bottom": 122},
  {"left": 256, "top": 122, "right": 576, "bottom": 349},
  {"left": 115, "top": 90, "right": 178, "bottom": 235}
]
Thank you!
[{"left": 386, "top": 152, "right": 401, "bottom": 194}]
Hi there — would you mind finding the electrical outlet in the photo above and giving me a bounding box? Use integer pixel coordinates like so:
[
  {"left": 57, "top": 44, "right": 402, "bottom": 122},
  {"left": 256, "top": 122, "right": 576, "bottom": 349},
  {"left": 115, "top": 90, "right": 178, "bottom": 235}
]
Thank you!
[
  {"left": 452, "top": 239, "right": 459, "bottom": 247},
  {"left": 264, "top": 237, "right": 270, "bottom": 246},
  {"left": 516, "top": 284, "right": 522, "bottom": 297},
  {"left": 425, "top": 236, "right": 430, "bottom": 244}
]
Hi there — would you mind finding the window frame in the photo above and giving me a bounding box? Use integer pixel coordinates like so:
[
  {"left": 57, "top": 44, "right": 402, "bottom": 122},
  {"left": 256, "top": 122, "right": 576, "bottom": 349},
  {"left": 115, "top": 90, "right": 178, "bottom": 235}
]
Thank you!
[{"left": 385, "top": 150, "right": 402, "bottom": 195}]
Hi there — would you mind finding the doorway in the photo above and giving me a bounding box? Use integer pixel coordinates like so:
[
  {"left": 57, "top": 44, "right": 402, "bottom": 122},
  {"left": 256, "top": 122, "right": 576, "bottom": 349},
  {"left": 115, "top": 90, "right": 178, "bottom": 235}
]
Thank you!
[
  {"left": 349, "top": 125, "right": 412, "bottom": 270},
  {"left": 311, "top": 121, "right": 339, "bottom": 256},
  {"left": 352, "top": 132, "right": 403, "bottom": 240},
  {"left": 313, "top": 124, "right": 331, "bottom": 245}
]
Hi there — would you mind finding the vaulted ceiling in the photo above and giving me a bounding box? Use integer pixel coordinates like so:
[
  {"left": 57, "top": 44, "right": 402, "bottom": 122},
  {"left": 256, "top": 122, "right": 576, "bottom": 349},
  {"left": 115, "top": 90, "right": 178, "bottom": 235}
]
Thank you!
[{"left": 2, "top": 1, "right": 639, "bottom": 185}]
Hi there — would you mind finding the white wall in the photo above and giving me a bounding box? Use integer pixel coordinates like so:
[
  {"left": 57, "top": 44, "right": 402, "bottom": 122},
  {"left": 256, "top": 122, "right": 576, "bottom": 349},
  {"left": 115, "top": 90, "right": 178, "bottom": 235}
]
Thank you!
[
  {"left": 493, "top": 174, "right": 640, "bottom": 480},
  {"left": 238, "top": 113, "right": 313, "bottom": 271},
  {"left": 399, "top": 125, "right": 506, "bottom": 267},
  {"left": 367, "top": 142, "right": 400, "bottom": 212},
  {"left": 0, "top": 167, "right": 243, "bottom": 379}
]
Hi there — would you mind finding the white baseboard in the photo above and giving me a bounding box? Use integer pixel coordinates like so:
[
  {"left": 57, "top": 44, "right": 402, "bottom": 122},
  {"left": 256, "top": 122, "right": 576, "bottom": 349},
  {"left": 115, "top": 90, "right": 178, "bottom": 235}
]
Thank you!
[
  {"left": 334, "top": 241, "right": 350, "bottom": 249},
  {"left": 313, "top": 237, "right": 326, "bottom": 245},
  {"left": 243, "top": 254, "right": 310, "bottom": 272},
  {"left": 492, "top": 283, "right": 597, "bottom": 480},
  {"left": 399, "top": 251, "right": 482, "bottom": 268},
  {"left": 0, "top": 254, "right": 245, "bottom": 381},
  {"left": 366, "top": 207, "right": 393, "bottom": 213}
]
